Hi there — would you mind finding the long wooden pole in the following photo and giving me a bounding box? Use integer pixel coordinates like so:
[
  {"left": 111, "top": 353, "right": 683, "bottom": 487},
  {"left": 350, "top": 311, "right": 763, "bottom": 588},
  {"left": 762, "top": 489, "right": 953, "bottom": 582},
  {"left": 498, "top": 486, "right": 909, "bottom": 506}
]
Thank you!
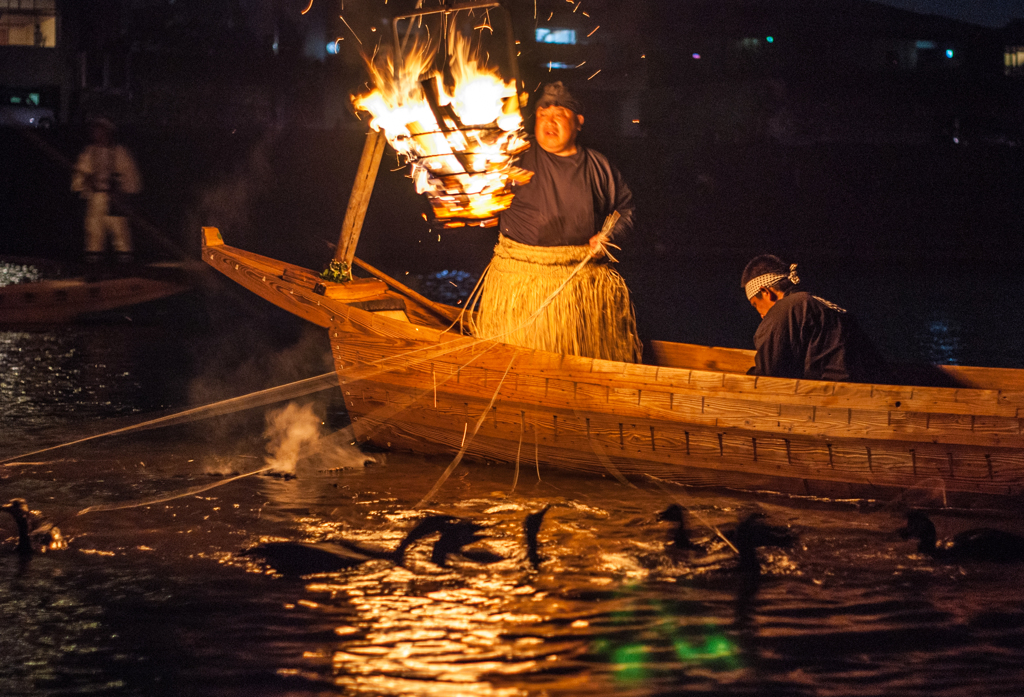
[
  {"left": 351, "top": 256, "right": 464, "bottom": 325},
  {"left": 334, "top": 129, "right": 387, "bottom": 267}
]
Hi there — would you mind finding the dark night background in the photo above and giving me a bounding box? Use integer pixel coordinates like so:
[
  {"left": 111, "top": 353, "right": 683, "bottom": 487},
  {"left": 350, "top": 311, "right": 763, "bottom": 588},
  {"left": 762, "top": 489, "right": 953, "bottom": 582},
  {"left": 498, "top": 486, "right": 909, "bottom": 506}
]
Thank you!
[{"left": 3, "top": 0, "right": 1024, "bottom": 355}]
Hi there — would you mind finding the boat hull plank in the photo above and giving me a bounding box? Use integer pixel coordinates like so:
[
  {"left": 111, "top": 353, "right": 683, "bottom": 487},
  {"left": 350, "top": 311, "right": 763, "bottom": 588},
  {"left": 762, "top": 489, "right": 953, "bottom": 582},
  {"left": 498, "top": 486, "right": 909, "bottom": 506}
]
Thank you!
[
  {"left": 575, "top": 366, "right": 1015, "bottom": 419},
  {"left": 341, "top": 383, "right": 1024, "bottom": 503},
  {"left": 0, "top": 275, "right": 191, "bottom": 324},
  {"left": 332, "top": 317, "right": 1024, "bottom": 450},
  {"left": 331, "top": 320, "right": 1024, "bottom": 501}
]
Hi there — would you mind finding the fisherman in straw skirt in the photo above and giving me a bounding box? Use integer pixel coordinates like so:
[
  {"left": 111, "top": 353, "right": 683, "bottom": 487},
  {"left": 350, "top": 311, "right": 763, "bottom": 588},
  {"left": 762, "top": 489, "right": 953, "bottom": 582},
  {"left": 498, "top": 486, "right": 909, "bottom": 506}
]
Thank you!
[
  {"left": 742, "top": 254, "right": 889, "bottom": 383},
  {"left": 468, "top": 81, "right": 641, "bottom": 363}
]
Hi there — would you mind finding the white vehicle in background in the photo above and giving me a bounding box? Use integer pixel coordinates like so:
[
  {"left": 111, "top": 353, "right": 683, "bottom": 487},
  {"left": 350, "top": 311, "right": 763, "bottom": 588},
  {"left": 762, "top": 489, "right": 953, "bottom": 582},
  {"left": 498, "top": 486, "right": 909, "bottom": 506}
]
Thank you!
[{"left": 0, "top": 90, "right": 55, "bottom": 128}]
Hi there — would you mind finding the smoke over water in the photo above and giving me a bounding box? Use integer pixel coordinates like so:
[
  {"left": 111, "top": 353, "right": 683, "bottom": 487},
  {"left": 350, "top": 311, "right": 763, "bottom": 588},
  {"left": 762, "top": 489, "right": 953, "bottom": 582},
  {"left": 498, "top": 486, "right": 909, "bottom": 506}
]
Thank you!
[
  {"left": 186, "top": 136, "right": 273, "bottom": 249},
  {"left": 263, "top": 402, "right": 373, "bottom": 474}
]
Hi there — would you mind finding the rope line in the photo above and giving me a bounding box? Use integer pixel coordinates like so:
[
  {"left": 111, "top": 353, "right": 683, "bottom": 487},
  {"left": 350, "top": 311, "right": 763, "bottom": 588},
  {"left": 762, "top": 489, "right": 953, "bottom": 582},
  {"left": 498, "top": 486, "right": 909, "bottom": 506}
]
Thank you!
[
  {"left": 1, "top": 373, "right": 340, "bottom": 465},
  {"left": 8, "top": 214, "right": 630, "bottom": 522},
  {"left": 414, "top": 350, "right": 519, "bottom": 509},
  {"left": 76, "top": 465, "right": 276, "bottom": 516},
  {"left": 572, "top": 407, "right": 637, "bottom": 490}
]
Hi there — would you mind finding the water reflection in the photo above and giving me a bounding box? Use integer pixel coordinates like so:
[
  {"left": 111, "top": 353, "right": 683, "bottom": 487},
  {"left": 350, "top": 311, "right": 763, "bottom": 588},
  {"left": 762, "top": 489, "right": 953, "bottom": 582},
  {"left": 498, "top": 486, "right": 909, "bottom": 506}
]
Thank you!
[
  {"left": 0, "top": 559, "right": 110, "bottom": 694},
  {"left": 918, "top": 316, "right": 963, "bottom": 366},
  {"left": 7, "top": 412, "right": 1024, "bottom": 696},
  {"left": 233, "top": 471, "right": 820, "bottom": 696},
  {"left": 1, "top": 327, "right": 150, "bottom": 439},
  {"left": 323, "top": 574, "right": 544, "bottom": 694},
  {"left": 412, "top": 270, "right": 480, "bottom": 307},
  {"left": 0, "top": 260, "right": 42, "bottom": 288}
]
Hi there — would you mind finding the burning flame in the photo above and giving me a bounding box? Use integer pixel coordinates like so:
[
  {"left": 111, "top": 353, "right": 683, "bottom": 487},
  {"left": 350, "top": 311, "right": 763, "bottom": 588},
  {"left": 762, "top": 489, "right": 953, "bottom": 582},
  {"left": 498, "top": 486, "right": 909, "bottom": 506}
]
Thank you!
[{"left": 353, "top": 31, "right": 530, "bottom": 226}]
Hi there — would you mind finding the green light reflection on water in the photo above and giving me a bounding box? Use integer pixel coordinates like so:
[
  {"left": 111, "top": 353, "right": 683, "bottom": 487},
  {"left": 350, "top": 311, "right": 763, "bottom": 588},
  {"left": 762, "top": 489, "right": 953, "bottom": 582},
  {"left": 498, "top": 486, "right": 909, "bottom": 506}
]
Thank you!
[
  {"left": 593, "top": 590, "right": 744, "bottom": 683},
  {"left": 610, "top": 643, "right": 649, "bottom": 683}
]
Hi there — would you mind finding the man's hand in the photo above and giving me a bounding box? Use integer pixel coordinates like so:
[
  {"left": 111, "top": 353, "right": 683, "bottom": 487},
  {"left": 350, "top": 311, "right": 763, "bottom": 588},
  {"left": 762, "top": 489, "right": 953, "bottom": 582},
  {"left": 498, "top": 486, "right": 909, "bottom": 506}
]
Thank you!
[{"left": 589, "top": 212, "right": 621, "bottom": 261}]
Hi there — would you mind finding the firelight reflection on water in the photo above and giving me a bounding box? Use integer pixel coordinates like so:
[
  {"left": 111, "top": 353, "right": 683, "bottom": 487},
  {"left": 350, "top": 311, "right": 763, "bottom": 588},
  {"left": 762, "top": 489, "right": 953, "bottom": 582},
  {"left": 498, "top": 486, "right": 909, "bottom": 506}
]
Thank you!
[
  {"left": 5, "top": 257, "right": 1024, "bottom": 696},
  {"left": 920, "top": 317, "right": 963, "bottom": 366},
  {"left": 0, "top": 262, "right": 41, "bottom": 287},
  {"left": 225, "top": 474, "right": 805, "bottom": 697}
]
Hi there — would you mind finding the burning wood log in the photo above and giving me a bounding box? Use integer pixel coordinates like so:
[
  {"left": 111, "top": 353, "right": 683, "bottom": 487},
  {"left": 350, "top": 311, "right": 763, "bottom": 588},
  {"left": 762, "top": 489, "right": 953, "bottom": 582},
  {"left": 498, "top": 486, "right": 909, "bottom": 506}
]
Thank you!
[{"left": 352, "top": 5, "right": 530, "bottom": 228}]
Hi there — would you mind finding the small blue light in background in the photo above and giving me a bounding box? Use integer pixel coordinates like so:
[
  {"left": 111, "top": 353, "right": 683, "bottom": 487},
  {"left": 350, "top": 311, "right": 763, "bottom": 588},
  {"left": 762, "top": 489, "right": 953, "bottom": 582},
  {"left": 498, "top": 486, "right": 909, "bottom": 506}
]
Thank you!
[
  {"left": 692, "top": 53, "right": 701, "bottom": 60},
  {"left": 536, "top": 28, "right": 577, "bottom": 45},
  {"left": 946, "top": 49, "right": 954, "bottom": 58},
  {"left": 326, "top": 41, "right": 340, "bottom": 55},
  {"left": 766, "top": 36, "right": 774, "bottom": 43},
  {"left": 547, "top": 61, "right": 574, "bottom": 69}
]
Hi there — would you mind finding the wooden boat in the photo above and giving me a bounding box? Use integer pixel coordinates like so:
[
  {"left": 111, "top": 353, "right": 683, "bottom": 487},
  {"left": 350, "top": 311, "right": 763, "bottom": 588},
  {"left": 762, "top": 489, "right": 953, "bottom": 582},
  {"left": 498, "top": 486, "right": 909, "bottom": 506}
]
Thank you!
[
  {"left": 0, "top": 262, "right": 194, "bottom": 324},
  {"left": 201, "top": 224, "right": 1024, "bottom": 509}
]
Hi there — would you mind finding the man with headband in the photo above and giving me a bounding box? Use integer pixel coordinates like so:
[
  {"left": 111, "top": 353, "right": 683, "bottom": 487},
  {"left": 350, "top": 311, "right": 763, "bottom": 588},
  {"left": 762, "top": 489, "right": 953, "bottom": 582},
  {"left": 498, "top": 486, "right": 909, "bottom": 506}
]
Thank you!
[
  {"left": 469, "top": 81, "right": 640, "bottom": 362},
  {"left": 741, "top": 254, "right": 888, "bottom": 382}
]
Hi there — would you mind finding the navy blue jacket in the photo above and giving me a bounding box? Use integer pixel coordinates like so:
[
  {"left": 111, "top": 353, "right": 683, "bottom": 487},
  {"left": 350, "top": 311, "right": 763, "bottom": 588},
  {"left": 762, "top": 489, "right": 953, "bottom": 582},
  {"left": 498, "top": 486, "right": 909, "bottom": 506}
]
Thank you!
[
  {"left": 499, "top": 142, "right": 634, "bottom": 246},
  {"left": 753, "top": 291, "right": 889, "bottom": 383}
]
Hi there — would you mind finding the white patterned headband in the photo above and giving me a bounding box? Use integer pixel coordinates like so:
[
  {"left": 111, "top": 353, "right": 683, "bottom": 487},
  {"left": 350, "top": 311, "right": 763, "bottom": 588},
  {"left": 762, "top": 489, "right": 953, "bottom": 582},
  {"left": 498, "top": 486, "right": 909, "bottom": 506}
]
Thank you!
[{"left": 744, "top": 264, "right": 800, "bottom": 300}]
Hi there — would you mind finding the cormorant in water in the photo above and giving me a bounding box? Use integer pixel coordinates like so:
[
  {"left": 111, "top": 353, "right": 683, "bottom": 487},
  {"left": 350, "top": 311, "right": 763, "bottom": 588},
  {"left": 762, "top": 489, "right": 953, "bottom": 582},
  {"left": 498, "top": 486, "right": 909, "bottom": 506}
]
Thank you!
[
  {"left": 245, "top": 539, "right": 395, "bottom": 575},
  {"left": 730, "top": 512, "right": 797, "bottom": 575},
  {"left": 430, "top": 505, "right": 555, "bottom": 568},
  {"left": 657, "top": 504, "right": 705, "bottom": 553},
  {"left": 408, "top": 506, "right": 554, "bottom": 568},
  {"left": 524, "top": 505, "right": 552, "bottom": 569},
  {"left": 245, "top": 514, "right": 492, "bottom": 575},
  {"left": 898, "top": 510, "right": 1024, "bottom": 563},
  {"left": 249, "top": 508, "right": 558, "bottom": 575},
  {"left": 426, "top": 517, "right": 502, "bottom": 566},
  {"left": 2, "top": 498, "right": 66, "bottom": 555}
]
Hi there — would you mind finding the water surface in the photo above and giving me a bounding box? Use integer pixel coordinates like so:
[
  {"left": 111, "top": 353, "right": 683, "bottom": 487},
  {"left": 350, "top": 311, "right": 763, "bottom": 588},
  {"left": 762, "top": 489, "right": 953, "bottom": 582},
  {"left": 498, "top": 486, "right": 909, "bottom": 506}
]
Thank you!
[{"left": 3, "top": 260, "right": 1024, "bottom": 696}]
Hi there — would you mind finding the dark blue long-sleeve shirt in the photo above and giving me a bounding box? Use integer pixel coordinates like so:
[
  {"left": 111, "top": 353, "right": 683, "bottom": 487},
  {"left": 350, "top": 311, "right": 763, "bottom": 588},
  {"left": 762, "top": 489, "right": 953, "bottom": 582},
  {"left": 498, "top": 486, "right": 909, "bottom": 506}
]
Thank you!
[
  {"left": 753, "top": 291, "right": 889, "bottom": 383},
  {"left": 499, "top": 142, "right": 634, "bottom": 247}
]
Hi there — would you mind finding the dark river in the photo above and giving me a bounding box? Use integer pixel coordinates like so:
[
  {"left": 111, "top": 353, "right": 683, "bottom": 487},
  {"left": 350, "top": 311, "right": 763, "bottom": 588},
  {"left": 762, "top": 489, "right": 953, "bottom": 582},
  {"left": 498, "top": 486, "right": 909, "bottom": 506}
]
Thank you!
[{"left": 4, "top": 255, "right": 1024, "bottom": 697}]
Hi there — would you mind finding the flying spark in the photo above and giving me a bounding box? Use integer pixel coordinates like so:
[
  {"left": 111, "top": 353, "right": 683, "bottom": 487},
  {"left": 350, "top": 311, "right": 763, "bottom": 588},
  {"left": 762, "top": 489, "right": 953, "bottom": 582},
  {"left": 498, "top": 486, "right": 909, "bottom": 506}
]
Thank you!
[{"left": 339, "top": 14, "right": 362, "bottom": 45}]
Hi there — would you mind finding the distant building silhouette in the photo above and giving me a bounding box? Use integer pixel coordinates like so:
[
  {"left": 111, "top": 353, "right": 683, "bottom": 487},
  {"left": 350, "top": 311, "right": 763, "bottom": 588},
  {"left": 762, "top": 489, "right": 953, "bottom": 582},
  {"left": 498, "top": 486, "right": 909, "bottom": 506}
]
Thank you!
[{"left": 0, "top": 0, "right": 1019, "bottom": 139}]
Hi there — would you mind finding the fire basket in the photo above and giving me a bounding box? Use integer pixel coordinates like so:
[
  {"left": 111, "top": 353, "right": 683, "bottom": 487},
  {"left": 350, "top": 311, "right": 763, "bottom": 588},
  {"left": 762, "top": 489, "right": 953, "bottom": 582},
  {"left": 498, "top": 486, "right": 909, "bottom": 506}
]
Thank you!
[{"left": 353, "top": 1, "right": 530, "bottom": 228}]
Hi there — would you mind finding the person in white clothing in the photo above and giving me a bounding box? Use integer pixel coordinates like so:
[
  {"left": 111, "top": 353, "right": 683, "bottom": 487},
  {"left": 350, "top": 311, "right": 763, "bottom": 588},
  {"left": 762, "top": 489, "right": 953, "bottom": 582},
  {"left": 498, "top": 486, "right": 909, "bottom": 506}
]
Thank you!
[{"left": 71, "top": 117, "right": 142, "bottom": 265}]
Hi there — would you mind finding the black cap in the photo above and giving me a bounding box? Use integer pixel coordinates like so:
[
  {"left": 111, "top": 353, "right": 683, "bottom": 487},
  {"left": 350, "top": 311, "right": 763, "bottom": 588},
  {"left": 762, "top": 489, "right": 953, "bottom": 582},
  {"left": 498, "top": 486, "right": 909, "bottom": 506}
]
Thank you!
[{"left": 535, "top": 81, "right": 584, "bottom": 115}]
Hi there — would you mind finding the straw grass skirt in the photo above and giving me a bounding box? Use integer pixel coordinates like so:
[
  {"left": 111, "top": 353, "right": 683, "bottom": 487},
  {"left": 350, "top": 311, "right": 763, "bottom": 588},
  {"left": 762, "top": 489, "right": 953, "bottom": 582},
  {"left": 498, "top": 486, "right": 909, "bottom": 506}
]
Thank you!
[{"left": 469, "top": 235, "right": 642, "bottom": 363}]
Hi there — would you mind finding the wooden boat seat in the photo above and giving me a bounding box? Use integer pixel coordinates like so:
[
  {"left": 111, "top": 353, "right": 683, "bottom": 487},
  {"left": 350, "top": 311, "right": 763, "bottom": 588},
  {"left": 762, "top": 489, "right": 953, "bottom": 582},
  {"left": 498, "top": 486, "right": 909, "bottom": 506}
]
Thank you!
[
  {"left": 350, "top": 296, "right": 410, "bottom": 323},
  {"left": 312, "top": 277, "right": 389, "bottom": 301},
  {"left": 646, "top": 340, "right": 755, "bottom": 374},
  {"left": 349, "top": 297, "right": 406, "bottom": 312}
]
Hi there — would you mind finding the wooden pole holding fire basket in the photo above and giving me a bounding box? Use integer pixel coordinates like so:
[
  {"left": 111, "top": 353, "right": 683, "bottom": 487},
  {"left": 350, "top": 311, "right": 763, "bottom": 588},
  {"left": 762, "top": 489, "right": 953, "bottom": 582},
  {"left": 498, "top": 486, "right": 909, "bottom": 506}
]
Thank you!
[{"left": 334, "top": 129, "right": 387, "bottom": 268}]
